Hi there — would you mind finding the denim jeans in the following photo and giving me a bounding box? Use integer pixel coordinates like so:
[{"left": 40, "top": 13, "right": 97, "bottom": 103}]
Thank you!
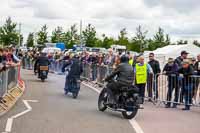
[{"left": 183, "top": 84, "right": 193, "bottom": 106}]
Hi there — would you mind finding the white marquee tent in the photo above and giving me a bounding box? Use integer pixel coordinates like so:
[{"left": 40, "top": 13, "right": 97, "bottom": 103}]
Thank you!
[
  {"left": 153, "top": 44, "right": 200, "bottom": 59},
  {"left": 144, "top": 44, "right": 200, "bottom": 68}
]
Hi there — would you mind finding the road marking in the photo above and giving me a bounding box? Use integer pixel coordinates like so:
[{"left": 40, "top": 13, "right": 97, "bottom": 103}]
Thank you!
[
  {"left": 82, "top": 82, "right": 144, "bottom": 133},
  {"left": 2, "top": 100, "right": 38, "bottom": 133},
  {"left": 82, "top": 82, "right": 101, "bottom": 93},
  {"left": 129, "top": 119, "right": 144, "bottom": 133}
]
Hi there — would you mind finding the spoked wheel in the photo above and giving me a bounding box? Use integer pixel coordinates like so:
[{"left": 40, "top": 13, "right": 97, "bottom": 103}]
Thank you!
[
  {"left": 98, "top": 89, "right": 108, "bottom": 112},
  {"left": 122, "top": 108, "right": 138, "bottom": 119}
]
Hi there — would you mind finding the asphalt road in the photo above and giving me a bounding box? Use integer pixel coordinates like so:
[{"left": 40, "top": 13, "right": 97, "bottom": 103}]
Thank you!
[
  {"left": 0, "top": 70, "right": 136, "bottom": 133},
  {"left": 0, "top": 70, "right": 200, "bottom": 133}
]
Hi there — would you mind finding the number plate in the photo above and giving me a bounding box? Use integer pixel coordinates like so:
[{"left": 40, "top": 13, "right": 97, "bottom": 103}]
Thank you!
[{"left": 40, "top": 66, "right": 48, "bottom": 71}]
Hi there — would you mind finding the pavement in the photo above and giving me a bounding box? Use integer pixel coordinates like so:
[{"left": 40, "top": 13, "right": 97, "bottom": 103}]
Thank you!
[{"left": 0, "top": 69, "right": 199, "bottom": 133}]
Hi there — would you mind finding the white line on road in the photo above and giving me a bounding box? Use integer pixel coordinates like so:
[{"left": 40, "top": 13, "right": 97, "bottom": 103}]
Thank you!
[
  {"left": 82, "top": 82, "right": 144, "bottom": 133},
  {"left": 2, "top": 100, "right": 38, "bottom": 133}
]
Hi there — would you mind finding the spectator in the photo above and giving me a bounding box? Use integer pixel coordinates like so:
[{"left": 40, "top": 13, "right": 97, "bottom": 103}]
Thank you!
[
  {"left": 178, "top": 60, "right": 194, "bottom": 110},
  {"left": 175, "top": 50, "right": 189, "bottom": 103},
  {"left": 88, "top": 53, "right": 98, "bottom": 81},
  {"left": 193, "top": 54, "right": 200, "bottom": 103},
  {"left": 148, "top": 53, "right": 161, "bottom": 99},
  {"left": 163, "top": 58, "right": 179, "bottom": 108},
  {"left": 106, "top": 49, "right": 115, "bottom": 74},
  {"left": 134, "top": 56, "right": 153, "bottom": 104},
  {"left": 113, "top": 54, "right": 121, "bottom": 69},
  {"left": 175, "top": 51, "right": 189, "bottom": 68},
  {"left": 0, "top": 48, "right": 6, "bottom": 63},
  {"left": 194, "top": 54, "right": 200, "bottom": 75}
]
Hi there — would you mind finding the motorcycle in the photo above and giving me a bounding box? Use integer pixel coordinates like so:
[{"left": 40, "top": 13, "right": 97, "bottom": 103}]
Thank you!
[
  {"left": 38, "top": 66, "right": 49, "bottom": 82},
  {"left": 65, "top": 77, "right": 81, "bottom": 99},
  {"left": 98, "top": 80, "right": 143, "bottom": 119}
]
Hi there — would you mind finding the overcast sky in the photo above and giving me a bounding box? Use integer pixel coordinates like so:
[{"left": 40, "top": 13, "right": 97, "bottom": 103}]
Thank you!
[{"left": 0, "top": 0, "right": 200, "bottom": 43}]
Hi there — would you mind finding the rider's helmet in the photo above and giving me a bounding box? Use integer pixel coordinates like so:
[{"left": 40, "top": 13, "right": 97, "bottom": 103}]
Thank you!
[{"left": 120, "top": 54, "right": 129, "bottom": 63}]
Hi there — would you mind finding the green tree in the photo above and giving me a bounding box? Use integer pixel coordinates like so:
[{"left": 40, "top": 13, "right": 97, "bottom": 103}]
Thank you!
[
  {"left": 62, "top": 24, "right": 79, "bottom": 48},
  {"left": 101, "top": 34, "right": 115, "bottom": 48},
  {"left": 177, "top": 40, "right": 188, "bottom": 45},
  {"left": 26, "top": 32, "right": 34, "bottom": 47},
  {"left": 116, "top": 28, "right": 129, "bottom": 48},
  {"left": 193, "top": 40, "right": 200, "bottom": 47},
  {"left": 37, "top": 25, "right": 48, "bottom": 45},
  {"left": 51, "top": 26, "right": 63, "bottom": 43},
  {"left": 148, "top": 27, "right": 171, "bottom": 50},
  {"left": 0, "top": 17, "right": 20, "bottom": 46},
  {"left": 130, "top": 25, "right": 148, "bottom": 52},
  {"left": 82, "top": 24, "right": 97, "bottom": 47}
]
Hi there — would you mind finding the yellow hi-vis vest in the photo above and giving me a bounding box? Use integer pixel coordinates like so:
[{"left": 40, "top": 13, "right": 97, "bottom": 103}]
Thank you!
[
  {"left": 135, "top": 63, "right": 147, "bottom": 84},
  {"left": 129, "top": 59, "right": 133, "bottom": 66}
]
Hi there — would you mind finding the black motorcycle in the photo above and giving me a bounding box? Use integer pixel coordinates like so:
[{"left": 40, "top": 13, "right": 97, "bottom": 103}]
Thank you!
[
  {"left": 38, "top": 66, "right": 49, "bottom": 82},
  {"left": 98, "top": 80, "right": 143, "bottom": 119}
]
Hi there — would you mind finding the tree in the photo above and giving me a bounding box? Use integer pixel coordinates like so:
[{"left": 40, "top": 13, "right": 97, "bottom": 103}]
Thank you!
[
  {"left": 0, "top": 17, "right": 20, "bottom": 46},
  {"left": 148, "top": 27, "right": 171, "bottom": 50},
  {"left": 37, "top": 25, "right": 48, "bottom": 45},
  {"left": 130, "top": 25, "right": 148, "bottom": 52},
  {"left": 193, "top": 40, "right": 200, "bottom": 47},
  {"left": 51, "top": 26, "right": 63, "bottom": 43},
  {"left": 116, "top": 28, "right": 129, "bottom": 48},
  {"left": 26, "top": 32, "right": 34, "bottom": 47},
  {"left": 62, "top": 24, "right": 79, "bottom": 48},
  {"left": 82, "top": 24, "right": 97, "bottom": 47},
  {"left": 177, "top": 40, "right": 188, "bottom": 45},
  {"left": 101, "top": 34, "right": 115, "bottom": 49}
]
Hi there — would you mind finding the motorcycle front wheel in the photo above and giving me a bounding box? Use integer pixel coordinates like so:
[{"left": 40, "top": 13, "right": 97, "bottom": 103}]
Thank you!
[
  {"left": 122, "top": 109, "right": 138, "bottom": 119},
  {"left": 98, "top": 89, "right": 108, "bottom": 112}
]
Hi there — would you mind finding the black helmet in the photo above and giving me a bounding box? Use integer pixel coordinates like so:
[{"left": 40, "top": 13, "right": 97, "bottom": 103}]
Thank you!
[{"left": 120, "top": 54, "right": 129, "bottom": 63}]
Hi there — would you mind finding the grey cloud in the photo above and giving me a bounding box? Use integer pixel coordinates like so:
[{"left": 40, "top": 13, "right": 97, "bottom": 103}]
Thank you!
[{"left": 143, "top": 0, "right": 200, "bottom": 12}]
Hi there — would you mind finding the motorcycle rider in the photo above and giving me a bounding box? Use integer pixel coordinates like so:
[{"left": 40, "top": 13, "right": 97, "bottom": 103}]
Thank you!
[
  {"left": 62, "top": 54, "right": 83, "bottom": 95},
  {"left": 34, "top": 52, "right": 50, "bottom": 78},
  {"left": 105, "top": 54, "right": 134, "bottom": 104}
]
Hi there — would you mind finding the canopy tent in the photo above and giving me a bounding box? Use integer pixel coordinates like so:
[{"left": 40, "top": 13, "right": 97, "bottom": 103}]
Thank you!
[
  {"left": 143, "top": 44, "right": 200, "bottom": 69},
  {"left": 153, "top": 44, "right": 200, "bottom": 59}
]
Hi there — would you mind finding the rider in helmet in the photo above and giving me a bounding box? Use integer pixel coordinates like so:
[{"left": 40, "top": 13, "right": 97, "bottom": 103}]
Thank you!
[
  {"left": 34, "top": 52, "right": 50, "bottom": 77},
  {"left": 105, "top": 54, "right": 134, "bottom": 104}
]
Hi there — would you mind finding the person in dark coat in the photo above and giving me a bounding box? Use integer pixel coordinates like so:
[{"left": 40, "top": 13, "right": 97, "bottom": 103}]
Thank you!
[
  {"left": 105, "top": 55, "right": 134, "bottom": 104},
  {"left": 175, "top": 50, "right": 189, "bottom": 103},
  {"left": 34, "top": 53, "right": 50, "bottom": 77},
  {"left": 62, "top": 54, "right": 83, "bottom": 94},
  {"left": 175, "top": 51, "right": 189, "bottom": 68},
  {"left": 178, "top": 60, "right": 194, "bottom": 110},
  {"left": 163, "top": 58, "right": 179, "bottom": 108},
  {"left": 148, "top": 53, "right": 161, "bottom": 99}
]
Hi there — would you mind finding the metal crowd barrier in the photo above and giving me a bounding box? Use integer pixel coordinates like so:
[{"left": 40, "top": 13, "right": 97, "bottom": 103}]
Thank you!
[
  {"left": 81, "top": 63, "right": 110, "bottom": 84},
  {"left": 0, "top": 66, "right": 20, "bottom": 98},
  {"left": 81, "top": 63, "right": 200, "bottom": 107},
  {"left": 155, "top": 74, "right": 200, "bottom": 107}
]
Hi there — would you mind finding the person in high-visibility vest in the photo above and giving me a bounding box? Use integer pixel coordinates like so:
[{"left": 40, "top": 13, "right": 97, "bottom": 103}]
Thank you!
[
  {"left": 129, "top": 58, "right": 133, "bottom": 66},
  {"left": 134, "top": 56, "right": 153, "bottom": 104}
]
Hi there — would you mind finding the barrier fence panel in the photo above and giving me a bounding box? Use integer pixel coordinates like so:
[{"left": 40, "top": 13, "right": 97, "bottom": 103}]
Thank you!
[
  {"left": 81, "top": 62, "right": 200, "bottom": 108},
  {"left": 0, "top": 71, "right": 7, "bottom": 97},
  {"left": 0, "top": 66, "right": 20, "bottom": 97},
  {"left": 7, "top": 66, "right": 18, "bottom": 91},
  {"left": 156, "top": 74, "right": 200, "bottom": 107},
  {"left": 97, "top": 65, "right": 107, "bottom": 83}
]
